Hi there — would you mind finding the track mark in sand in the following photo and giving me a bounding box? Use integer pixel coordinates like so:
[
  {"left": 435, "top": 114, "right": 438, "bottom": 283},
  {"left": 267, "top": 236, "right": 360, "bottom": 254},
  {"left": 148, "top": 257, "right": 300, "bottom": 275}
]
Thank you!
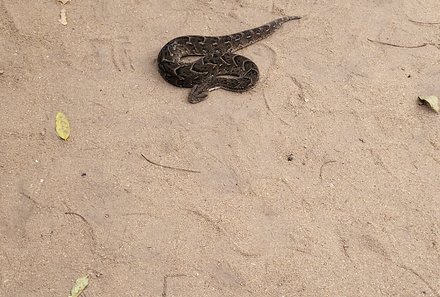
[
  {"left": 162, "top": 274, "right": 186, "bottom": 297},
  {"left": 319, "top": 160, "right": 336, "bottom": 182},
  {"left": 361, "top": 234, "right": 439, "bottom": 296},
  {"left": 89, "top": 36, "right": 135, "bottom": 71},
  {"left": 0, "top": 1, "right": 19, "bottom": 35},
  {"left": 185, "top": 209, "right": 260, "bottom": 257}
]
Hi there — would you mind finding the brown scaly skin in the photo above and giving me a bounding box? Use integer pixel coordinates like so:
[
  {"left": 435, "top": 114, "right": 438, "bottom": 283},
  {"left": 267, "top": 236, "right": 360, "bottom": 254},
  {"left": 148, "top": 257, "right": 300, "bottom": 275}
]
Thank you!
[{"left": 157, "top": 16, "right": 301, "bottom": 104}]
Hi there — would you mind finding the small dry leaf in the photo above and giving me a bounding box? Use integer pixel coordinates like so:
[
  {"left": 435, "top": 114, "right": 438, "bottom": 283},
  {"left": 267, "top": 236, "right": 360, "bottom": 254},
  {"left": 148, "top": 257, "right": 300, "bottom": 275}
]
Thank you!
[
  {"left": 58, "top": 0, "right": 71, "bottom": 3},
  {"left": 55, "top": 112, "right": 70, "bottom": 140},
  {"left": 68, "top": 275, "right": 89, "bottom": 297},
  {"left": 59, "top": 8, "right": 67, "bottom": 25},
  {"left": 418, "top": 95, "right": 439, "bottom": 113}
]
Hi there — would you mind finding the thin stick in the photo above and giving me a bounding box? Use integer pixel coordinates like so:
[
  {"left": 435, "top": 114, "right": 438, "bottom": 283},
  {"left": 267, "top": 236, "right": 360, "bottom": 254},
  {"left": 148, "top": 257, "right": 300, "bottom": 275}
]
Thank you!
[
  {"left": 141, "top": 153, "right": 200, "bottom": 173},
  {"left": 408, "top": 19, "right": 440, "bottom": 25},
  {"left": 367, "top": 38, "right": 428, "bottom": 49},
  {"left": 65, "top": 211, "right": 89, "bottom": 224}
]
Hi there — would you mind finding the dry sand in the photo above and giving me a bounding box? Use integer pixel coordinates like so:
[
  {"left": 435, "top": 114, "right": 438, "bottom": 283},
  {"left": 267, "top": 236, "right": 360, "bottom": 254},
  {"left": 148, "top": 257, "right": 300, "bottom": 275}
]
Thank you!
[{"left": 1, "top": 0, "right": 440, "bottom": 296}]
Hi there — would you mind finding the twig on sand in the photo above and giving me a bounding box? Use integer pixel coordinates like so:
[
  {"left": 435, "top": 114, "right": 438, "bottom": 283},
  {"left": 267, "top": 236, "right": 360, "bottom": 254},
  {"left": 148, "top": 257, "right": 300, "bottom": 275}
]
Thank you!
[
  {"left": 65, "top": 211, "right": 89, "bottom": 225},
  {"left": 367, "top": 38, "right": 428, "bottom": 49},
  {"left": 408, "top": 19, "right": 440, "bottom": 25},
  {"left": 141, "top": 153, "right": 200, "bottom": 173}
]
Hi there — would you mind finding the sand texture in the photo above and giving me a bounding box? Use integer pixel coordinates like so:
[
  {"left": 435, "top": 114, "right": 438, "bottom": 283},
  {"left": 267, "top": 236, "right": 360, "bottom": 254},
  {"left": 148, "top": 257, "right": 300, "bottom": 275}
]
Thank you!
[{"left": 1, "top": 0, "right": 440, "bottom": 296}]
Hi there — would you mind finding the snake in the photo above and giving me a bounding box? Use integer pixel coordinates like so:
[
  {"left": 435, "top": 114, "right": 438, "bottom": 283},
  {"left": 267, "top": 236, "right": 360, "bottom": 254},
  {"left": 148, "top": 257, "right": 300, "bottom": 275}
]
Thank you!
[{"left": 157, "top": 16, "right": 301, "bottom": 104}]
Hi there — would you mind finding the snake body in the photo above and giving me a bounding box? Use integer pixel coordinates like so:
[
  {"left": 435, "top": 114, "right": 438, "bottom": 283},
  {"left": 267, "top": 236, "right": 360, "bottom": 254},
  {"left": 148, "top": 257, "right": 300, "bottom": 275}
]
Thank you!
[{"left": 157, "top": 16, "right": 301, "bottom": 104}]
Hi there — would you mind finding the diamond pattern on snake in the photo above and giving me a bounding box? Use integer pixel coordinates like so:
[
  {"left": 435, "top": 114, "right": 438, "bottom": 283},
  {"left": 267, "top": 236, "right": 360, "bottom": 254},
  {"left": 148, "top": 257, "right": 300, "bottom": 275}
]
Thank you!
[{"left": 157, "top": 16, "right": 301, "bottom": 104}]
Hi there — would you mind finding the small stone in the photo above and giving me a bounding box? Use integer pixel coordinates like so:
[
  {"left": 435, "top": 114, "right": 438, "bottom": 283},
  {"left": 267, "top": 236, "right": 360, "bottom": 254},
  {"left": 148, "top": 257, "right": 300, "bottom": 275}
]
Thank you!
[
  {"left": 59, "top": 8, "right": 67, "bottom": 26},
  {"left": 287, "top": 154, "right": 294, "bottom": 161}
]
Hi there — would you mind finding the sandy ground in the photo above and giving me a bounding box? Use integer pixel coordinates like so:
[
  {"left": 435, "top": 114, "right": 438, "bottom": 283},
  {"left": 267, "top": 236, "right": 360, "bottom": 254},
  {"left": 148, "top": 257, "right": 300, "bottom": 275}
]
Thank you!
[{"left": 1, "top": 0, "right": 440, "bottom": 296}]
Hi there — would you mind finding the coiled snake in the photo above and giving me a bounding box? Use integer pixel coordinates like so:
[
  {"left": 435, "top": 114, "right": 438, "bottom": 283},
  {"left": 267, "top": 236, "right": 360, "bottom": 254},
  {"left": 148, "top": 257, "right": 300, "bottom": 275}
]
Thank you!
[{"left": 157, "top": 16, "right": 301, "bottom": 104}]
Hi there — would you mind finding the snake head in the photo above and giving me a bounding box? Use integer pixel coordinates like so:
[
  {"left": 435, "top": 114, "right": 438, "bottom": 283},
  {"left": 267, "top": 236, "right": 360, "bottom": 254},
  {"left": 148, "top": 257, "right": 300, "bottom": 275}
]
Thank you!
[{"left": 188, "top": 83, "right": 210, "bottom": 104}]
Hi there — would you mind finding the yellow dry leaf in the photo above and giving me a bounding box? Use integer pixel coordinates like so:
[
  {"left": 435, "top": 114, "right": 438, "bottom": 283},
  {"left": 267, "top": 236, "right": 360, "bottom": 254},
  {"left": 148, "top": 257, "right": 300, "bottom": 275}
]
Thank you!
[
  {"left": 59, "top": 8, "right": 67, "bottom": 25},
  {"left": 69, "top": 275, "right": 89, "bottom": 297},
  {"left": 418, "top": 95, "right": 439, "bottom": 113},
  {"left": 55, "top": 112, "right": 70, "bottom": 140}
]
